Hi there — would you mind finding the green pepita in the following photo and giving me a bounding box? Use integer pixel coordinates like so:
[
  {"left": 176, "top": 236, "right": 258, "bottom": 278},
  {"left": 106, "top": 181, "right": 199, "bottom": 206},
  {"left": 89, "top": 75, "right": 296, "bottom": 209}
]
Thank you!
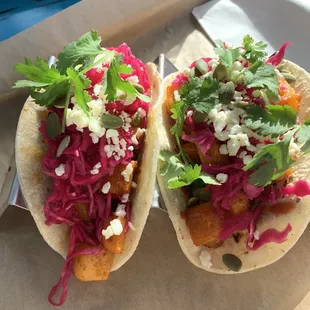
[
  {"left": 222, "top": 253, "right": 242, "bottom": 272},
  {"left": 189, "top": 67, "right": 196, "bottom": 78},
  {"left": 187, "top": 197, "right": 199, "bottom": 207},
  {"left": 260, "top": 91, "right": 270, "bottom": 105},
  {"left": 56, "top": 136, "right": 71, "bottom": 157},
  {"left": 133, "top": 83, "right": 145, "bottom": 94},
  {"left": 192, "top": 187, "right": 211, "bottom": 202},
  {"left": 46, "top": 112, "right": 61, "bottom": 139},
  {"left": 219, "top": 81, "right": 235, "bottom": 105},
  {"left": 213, "top": 64, "right": 227, "bottom": 81},
  {"left": 282, "top": 72, "right": 296, "bottom": 84},
  {"left": 132, "top": 112, "right": 142, "bottom": 127},
  {"left": 193, "top": 111, "right": 208, "bottom": 123},
  {"left": 101, "top": 114, "right": 123, "bottom": 129},
  {"left": 195, "top": 59, "right": 208, "bottom": 75}
]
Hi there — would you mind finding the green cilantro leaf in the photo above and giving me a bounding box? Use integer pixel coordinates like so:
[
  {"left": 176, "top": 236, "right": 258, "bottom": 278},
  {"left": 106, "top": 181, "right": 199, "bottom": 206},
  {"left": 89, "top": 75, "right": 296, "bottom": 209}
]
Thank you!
[
  {"left": 105, "top": 53, "right": 151, "bottom": 103},
  {"left": 242, "top": 35, "right": 268, "bottom": 63},
  {"left": 13, "top": 57, "right": 65, "bottom": 86},
  {"left": 244, "top": 104, "right": 297, "bottom": 137},
  {"left": 214, "top": 40, "right": 241, "bottom": 68},
  {"left": 244, "top": 64, "right": 278, "bottom": 96},
  {"left": 296, "top": 116, "right": 310, "bottom": 153},
  {"left": 159, "top": 151, "right": 219, "bottom": 189},
  {"left": 30, "top": 79, "right": 70, "bottom": 107},
  {"left": 179, "top": 77, "right": 220, "bottom": 113},
  {"left": 170, "top": 101, "right": 186, "bottom": 137},
  {"left": 66, "top": 68, "right": 91, "bottom": 114},
  {"left": 57, "top": 30, "right": 104, "bottom": 74},
  {"left": 244, "top": 131, "right": 295, "bottom": 186}
]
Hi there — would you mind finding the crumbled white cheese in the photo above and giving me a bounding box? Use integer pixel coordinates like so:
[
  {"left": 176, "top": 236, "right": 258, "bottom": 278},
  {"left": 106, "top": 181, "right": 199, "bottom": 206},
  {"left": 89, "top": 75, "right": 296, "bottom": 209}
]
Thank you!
[
  {"left": 115, "top": 204, "right": 126, "bottom": 217},
  {"left": 90, "top": 168, "right": 99, "bottom": 175},
  {"left": 137, "top": 108, "right": 146, "bottom": 118},
  {"left": 90, "top": 133, "right": 99, "bottom": 144},
  {"left": 66, "top": 106, "right": 89, "bottom": 129},
  {"left": 71, "top": 97, "right": 76, "bottom": 104},
  {"left": 232, "top": 61, "right": 244, "bottom": 71},
  {"left": 124, "top": 93, "right": 136, "bottom": 106},
  {"left": 128, "top": 221, "right": 135, "bottom": 231},
  {"left": 199, "top": 249, "right": 212, "bottom": 269},
  {"left": 55, "top": 164, "right": 65, "bottom": 176},
  {"left": 106, "top": 129, "right": 119, "bottom": 138},
  {"left": 121, "top": 194, "right": 129, "bottom": 203},
  {"left": 128, "top": 146, "right": 134, "bottom": 151},
  {"left": 187, "top": 110, "right": 194, "bottom": 118},
  {"left": 93, "top": 84, "right": 102, "bottom": 96},
  {"left": 102, "top": 218, "right": 123, "bottom": 239},
  {"left": 121, "top": 163, "right": 133, "bottom": 182},
  {"left": 254, "top": 230, "right": 260, "bottom": 240},
  {"left": 215, "top": 131, "right": 230, "bottom": 142},
  {"left": 135, "top": 128, "right": 145, "bottom": 140},
  {"left": 243, "top": 155, "right": 253, "bottom": 165},
  {"left": 213, "top": 111, "right": 227, "bottom": 132},
  {"left": 132, "top": 181, "right": 137, "bottom": 188},
  {"left": 132, "top": 135, "right": 139, "bottom": 145},
  {"left": 101, "top": 182, "right": 111, "bottom": 194},
  {"left": 289, "top": 139, "right": 301, "bottom": 160},
  {"left": 219, "top": 144, "right": 229, "bottom": 155},
  {"left": 126, "top": 75, "right": 139, "bottom": 84},
  {"left": 173, "top": 90, "right": 181, "bottom": 102},
  {"left": 238, "top": 151, "right": 247, "bottom": 158},
  {"left": 94, "top": 162, "right": 101, "bottom": 169},
  {"left": 216, "top": 173, "right": 228, "bottom": 183},
  {"left": 120, "top": 111, "right": 131, "bottom": 132}
]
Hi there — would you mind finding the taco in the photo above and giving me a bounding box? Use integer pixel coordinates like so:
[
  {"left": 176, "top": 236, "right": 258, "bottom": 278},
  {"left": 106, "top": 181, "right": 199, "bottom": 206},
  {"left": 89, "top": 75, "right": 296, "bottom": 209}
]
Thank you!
[
  {"left": 157, "top": 35, "right": 310, "bottom": 274},
  {"left": 14, "top": 31, "right": 161, "bottom": 305}
]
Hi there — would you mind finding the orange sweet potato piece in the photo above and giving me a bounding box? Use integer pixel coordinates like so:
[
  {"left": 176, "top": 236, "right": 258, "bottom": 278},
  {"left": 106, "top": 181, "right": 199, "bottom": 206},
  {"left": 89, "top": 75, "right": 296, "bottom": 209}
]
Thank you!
[
  {"left": 108, "top": 161, "right": 137, "bottom": 196},
  {"left": 230, "top": 192, "right": 249, "bottom": 215},
  {"left": 75, "top": 202, "right": 91, "bottom": 221},
  {"left": 73, "top": 244, "right": 113, "bottom": 281},
  {"left": 186, "top": 202, "right": 223, "bottom": 248},
  {"left": 182, "top": 143, "right": 201, "bottom": 164},
  {"left": 198, "top": 139, "right": 229, "bottom": 165},
  {"left": 102, "top": 217, "right": 127, "bottom": 254},
  {"left": 278, "top": 76, "right": 300, "bottom": 112},
  {"left": 166, "top": 83, "right": 181, "bottom": 114}
]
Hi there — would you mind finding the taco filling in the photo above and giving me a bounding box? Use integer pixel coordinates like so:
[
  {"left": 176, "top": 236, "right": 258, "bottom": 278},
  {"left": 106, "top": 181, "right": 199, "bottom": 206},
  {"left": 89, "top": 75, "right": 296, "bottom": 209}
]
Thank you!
[
  {"left": 159, "top": 35, "right": 310, "bottom": 271},
  {"left": 14, "top": 31, "right": 153, "bottom": 305}
]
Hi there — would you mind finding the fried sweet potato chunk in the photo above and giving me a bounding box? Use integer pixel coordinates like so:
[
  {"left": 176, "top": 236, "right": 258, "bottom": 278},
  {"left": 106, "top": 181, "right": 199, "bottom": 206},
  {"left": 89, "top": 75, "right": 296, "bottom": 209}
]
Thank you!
[
  {"left": 182, "top": 143, "right": 201, "bottom": 164},
  {"left": 73, "top": 245, "right": 113, "bottom": 281},
  {"left": 75, "top": 202, "right": 91, "bottom": 221},
  {"left": 186, "top": 203, "right": 223, "bottom": 248},
  {"left": 198, "top": 139, "right": 228, "bottom": 165},
  {"left": 230, "top": 192, "right": 249, "bottom": 215},
  {"left": 108, "top": 161, "right": 137, "bottom": 196},
  {"left": 102, "top": 217, "right": 127, "bottom": 254},
  {"left": 278, "top": 76, "right": 300, "bottom": 112}
]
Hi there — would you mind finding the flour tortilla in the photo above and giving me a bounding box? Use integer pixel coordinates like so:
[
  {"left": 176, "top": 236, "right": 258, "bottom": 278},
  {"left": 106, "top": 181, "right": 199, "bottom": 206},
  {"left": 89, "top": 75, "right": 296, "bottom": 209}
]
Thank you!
[
  {"left": 157, "top": 60, "right": 310, "bottom": 274},
  {"left": 15, "top": 63, "right": 161, "bottom": 272}
]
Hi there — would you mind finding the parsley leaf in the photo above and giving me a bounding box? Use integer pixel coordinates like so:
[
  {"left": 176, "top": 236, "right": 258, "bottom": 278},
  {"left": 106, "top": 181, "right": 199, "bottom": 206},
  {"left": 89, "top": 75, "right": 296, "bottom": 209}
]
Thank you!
[
  {"left": 66, "top": 68, "right": 91, "bottom": 114},
  {"left": 159, "top": 151, "right": 219, "bottom": 189},
  {"left": 242, "top": 35, "right": 268, "bottom": 63},
  {"left": 30, "top": 79, "right": 70, "bottom": 107},
  {"left": 105, "top": 54, "right": 151, "bottom": 103},
  {"left": 179, "top": 77, "right": 220, "bottom": 113},
  {"left": 13, "top": 57, "right": 65, "bottom": 86},
  {"left": 214, "top": 40, "right": 241, "bottom": 68},
  {"left": 244, "top": 104, "right": 297, "bottom": 137},
  {"left": 244, "top": 64, "right": 278, "bottom": 96},
  {"left": 244, "top": 131, "right": 295, "bottom": 186},
  {"left": 296, "top": 116, "right": 310, "bottom": 153},
  {"left": 57, "top": 30, "right": 104, "bottom": 74}
]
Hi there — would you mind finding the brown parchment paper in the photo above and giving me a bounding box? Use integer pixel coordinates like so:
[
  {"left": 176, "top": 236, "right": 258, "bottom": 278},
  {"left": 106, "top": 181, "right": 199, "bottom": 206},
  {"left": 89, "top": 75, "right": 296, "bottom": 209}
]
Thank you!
[{"left": 0, "top": 0, "right": 309, "bottom": 309}]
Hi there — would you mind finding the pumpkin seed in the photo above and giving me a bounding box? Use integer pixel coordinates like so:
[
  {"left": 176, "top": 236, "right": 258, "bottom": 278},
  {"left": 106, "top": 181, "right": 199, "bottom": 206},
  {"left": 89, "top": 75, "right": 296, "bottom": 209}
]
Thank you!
[
  {"left": 191, "top": 178, "right": 206, "bottom": 191},
  {"left": 187, "top": 197, "right": 199, "bottom": 207},
  {"left": 282, "top": 72, "right": 296, "bottom": 84},
  {"left": 195, "top": 59, "right": 208, "bottom": 75},
  {"left": 193, "top": 111, "right": 208, "bottom": 123},
  {"left": 279, "top": 69, "right": 290, "bottom": 74},
  {"left": 132, "top": 112, "right": 142, "bottom": 127},
  {"left": 192, "top": 188, "right": 211, "bottom": 202},
  {"left": 235, "top": 101, "right": 249, "bottom": 108},
  {"left": 222, "top": 253, "right": 242, "bottom": 272},
  {"left": 133, "top": 83, "right": 145, "bottom": 94},
  {"left": 56, "top": 136, "right": 71, "bottom": 157},
  {"left": 101, "top": 114, "right": 123, "bottom": 129},
  {"left": 213, "top": 64, "right": 227, "bottom": 81},
  {"left": 189, "top": 67, "right": 196, "bottom": 78},
  {"left": 219, "top": 81, "right": 235, "bottom": 105},
  {"left": 260, "top": 91, "right": 270, "bottom": 105},
  {"left": 46, "top": 112, "right": 61, "bottom": 139}
]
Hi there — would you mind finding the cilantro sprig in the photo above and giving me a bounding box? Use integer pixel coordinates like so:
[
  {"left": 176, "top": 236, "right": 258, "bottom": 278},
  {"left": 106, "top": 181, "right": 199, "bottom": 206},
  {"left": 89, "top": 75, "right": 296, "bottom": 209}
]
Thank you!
[
  {"left": 159, "top": 151, "right": 219, "bottom": 189},
  {"left": 242, "top": 35, "right": 268, "bottom": 63},
  {"left": 214, "top": 40, "right": 241, "bottom": 68}
]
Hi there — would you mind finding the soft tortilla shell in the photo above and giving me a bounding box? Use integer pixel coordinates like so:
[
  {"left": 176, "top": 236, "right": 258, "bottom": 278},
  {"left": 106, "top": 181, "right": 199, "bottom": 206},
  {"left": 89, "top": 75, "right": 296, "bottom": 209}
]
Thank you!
[
  {"left": 157, "top": 60, "right": 310, "bottom": 274},
  {"left": 15, "top": 63, "right": 161, "bottom": 272}
]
